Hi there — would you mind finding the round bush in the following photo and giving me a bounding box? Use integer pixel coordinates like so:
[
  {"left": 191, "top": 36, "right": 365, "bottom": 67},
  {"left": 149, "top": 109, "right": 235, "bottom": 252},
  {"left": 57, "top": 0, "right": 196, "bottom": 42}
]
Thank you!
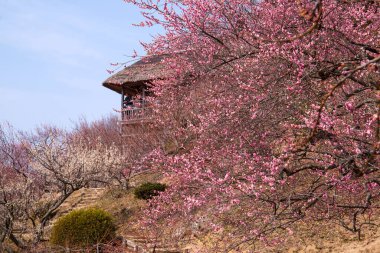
[
  {"left": 50, "top": 208, "right": 116, "bottom": 248},
  {"left": 134, "top": 182, "right": 167, "bottom": 200}
]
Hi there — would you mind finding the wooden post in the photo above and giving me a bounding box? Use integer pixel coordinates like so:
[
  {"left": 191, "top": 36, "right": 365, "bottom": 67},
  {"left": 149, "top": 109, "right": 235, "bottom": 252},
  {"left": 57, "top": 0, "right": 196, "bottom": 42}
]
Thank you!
[
  {"left": 142, "top": 88, "right": 146, "bottom": 108},
  {"left": 121, "top": 86, "right": 125, "bottom": 139},
  {"left": 121, "top": 87, "right": 125, "bottom": 109},
  {"left": 121, "top": 86, "right": 125, "bottom": 121}
]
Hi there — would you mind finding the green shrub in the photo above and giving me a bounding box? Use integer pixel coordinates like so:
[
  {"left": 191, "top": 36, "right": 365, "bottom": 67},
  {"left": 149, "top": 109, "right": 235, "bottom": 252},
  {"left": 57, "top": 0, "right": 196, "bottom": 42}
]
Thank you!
[
  {"left": 50, "top": 208, "right": 116, "bottom": 248},
  {"left": 134, "top": 182, "right": 167, "bottom": 200}
]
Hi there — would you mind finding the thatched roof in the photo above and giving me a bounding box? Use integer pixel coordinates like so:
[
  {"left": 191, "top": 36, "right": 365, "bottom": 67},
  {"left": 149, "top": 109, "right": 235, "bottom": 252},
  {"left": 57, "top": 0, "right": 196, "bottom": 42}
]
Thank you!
[{"left": 103, "top": 55, "right": 170, "bottom": 94}]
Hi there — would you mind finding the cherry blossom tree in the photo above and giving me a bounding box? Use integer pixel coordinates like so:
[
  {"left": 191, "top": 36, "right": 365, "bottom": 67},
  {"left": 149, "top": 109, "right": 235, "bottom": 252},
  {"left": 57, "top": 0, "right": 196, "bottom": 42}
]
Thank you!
[
  {"left": 0, "top": 124, "right": 40, "bottom": 251},
  {"left": 123, "top": 0, "right": 380, "bottom": 250},
  {"left": 70, "top": 115, "right": 159, "bottom": 189},
  {"left": 25, "top": 125, "right": 124, "bottom": 242},
  {"left": 72, "top": 115, "right": 122, "bottom": 149},
  {"left": 70, "top": 116, "right": 130, "bottom": 188},
  {"left": 0, "top": 123, "right": 124, "bottom": 249}
]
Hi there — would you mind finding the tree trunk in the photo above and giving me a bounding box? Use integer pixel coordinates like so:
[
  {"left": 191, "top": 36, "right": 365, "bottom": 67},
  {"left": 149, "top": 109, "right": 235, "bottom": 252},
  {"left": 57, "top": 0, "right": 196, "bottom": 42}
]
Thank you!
[
  {"left": 9, "top": 233, "right": 26, "bottom": 250},
  {"left": 33, "top": 189, "right": 77, "bottom": 244}
]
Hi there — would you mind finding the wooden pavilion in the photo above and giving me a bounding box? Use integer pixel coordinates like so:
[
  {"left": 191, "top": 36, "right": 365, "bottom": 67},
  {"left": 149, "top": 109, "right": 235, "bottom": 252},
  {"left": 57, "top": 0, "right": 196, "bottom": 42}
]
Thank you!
[{"left": 103, "top": 55, "right": 169, "bottom": 135}]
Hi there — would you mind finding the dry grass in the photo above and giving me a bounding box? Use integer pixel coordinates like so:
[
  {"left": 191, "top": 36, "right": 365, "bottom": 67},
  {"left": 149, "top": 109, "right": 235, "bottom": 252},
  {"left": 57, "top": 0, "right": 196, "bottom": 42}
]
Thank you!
[{"left": 46, "top": 185, "right": 380, "bottom": 253}]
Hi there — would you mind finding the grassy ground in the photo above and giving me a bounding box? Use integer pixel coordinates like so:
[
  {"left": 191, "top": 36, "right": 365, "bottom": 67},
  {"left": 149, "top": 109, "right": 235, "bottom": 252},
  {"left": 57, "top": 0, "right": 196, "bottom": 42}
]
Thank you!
[
  {"left": 45, "top": 179, "right": 380, "bottom": 252},
  {"left": 81, "top": 189, "right": 380, "bottom": 252}
]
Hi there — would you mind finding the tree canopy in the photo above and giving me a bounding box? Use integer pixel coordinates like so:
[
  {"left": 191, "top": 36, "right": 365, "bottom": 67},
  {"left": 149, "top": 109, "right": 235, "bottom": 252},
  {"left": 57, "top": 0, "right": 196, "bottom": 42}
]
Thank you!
[{"left": 124, "top": 0, "right": 380, "bottom": 250}]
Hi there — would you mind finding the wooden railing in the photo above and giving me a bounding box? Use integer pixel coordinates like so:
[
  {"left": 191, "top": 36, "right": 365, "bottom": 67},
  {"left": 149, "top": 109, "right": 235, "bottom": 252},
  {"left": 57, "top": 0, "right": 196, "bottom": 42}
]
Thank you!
[{"left": 121, "top": 107, "right": 153, "bottom": 123}]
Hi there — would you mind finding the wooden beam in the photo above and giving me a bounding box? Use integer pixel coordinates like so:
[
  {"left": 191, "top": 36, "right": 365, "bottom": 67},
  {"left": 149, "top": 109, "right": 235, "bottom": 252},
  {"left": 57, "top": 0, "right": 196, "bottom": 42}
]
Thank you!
[{"left": 121, "top": 86, "right": 125, "bottom": 109}]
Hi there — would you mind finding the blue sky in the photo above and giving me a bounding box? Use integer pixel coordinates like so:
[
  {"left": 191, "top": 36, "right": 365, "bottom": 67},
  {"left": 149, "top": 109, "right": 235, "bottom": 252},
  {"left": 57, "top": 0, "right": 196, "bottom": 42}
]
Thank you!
[{"left": 0, "top": 0, "right": 160, "bottom": 131}]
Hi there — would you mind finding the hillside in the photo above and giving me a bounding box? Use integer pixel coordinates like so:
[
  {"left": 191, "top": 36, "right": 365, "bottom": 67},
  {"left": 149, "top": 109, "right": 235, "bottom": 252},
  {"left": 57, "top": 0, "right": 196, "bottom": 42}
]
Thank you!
[{"left": 45, "top": 186, "right": 380, "bottom": 253}]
